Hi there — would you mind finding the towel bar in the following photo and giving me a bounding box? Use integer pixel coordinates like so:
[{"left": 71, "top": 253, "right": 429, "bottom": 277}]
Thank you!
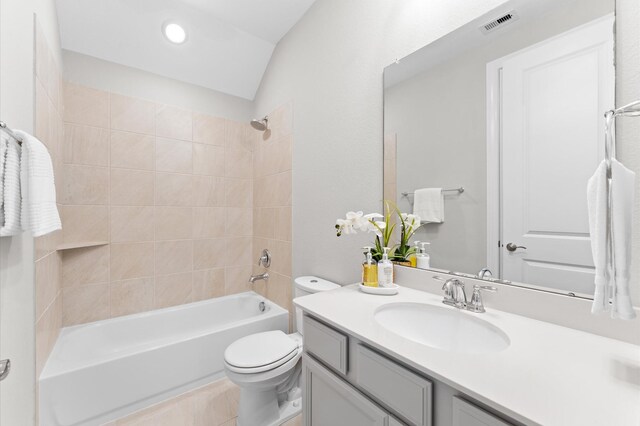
[
  {"left": 401, "top": 187, "right": 464, "bottom": 197},
  {"left": 0, "top": 121, "right": 23, "bottom": 145}
]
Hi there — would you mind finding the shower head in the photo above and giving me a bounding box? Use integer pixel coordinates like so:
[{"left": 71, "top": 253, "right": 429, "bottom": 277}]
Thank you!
[{"left": 250, "top": 116, "right": 269, "bottom": 131}]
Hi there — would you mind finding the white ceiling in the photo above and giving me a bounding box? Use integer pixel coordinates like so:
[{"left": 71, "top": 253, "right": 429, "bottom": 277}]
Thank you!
[{"left": 56, "top": 0, "right": 316, "bottom": 100}]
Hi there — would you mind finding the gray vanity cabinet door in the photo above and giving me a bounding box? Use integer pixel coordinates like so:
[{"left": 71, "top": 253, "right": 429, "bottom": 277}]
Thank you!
[
  {"left": 303, "top": 355, "right": 389, "bottom": 426},
  {"left": 452, "top": 397, "right": 514, "bottom": 426},
  {"left": 355, "top": 345, "right": 432, "bottom": 426},
  {"left": 389, "top": 417, "right": 407, "bottom": 426},
  {"left": 303, "top": 315, "right": 349, "bottom": 375}
]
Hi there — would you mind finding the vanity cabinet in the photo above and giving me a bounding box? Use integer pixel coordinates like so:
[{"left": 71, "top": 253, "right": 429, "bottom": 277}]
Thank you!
[
  {"left": 304, "top": 355, "right": 391, "bottom": 426},
  {"left": 302, "top": 314, "right": 518, "bottom": 426},
  {"left": 452, "top": 397, "right": 513, "bottom": 426},
  {"left": 355, "top": 344, "right": 432, "bottom": 426}
]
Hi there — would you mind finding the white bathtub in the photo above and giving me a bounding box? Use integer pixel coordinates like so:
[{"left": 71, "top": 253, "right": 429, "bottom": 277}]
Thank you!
[{"left": 39, "top": 292, "right": 288, "bottom": 426}]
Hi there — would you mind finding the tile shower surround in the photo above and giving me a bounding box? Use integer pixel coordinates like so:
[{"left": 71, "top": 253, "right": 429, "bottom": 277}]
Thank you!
[
  {"left": 33, "top": 42, "right": 292, "bottom": 422},
  {"left": 59, "top": 82, "right": 293, "bottom": 329}
]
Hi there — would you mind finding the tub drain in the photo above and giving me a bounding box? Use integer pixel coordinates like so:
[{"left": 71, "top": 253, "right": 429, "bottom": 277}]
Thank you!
[{"left": 259, "top": 301, "right": 266, "bottom": 312}]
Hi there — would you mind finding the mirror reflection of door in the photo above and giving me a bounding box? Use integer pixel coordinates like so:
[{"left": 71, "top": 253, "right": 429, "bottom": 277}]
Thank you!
[
  {"left": 491, "top": 16, "right": 614, "bottom": 295},
  {"left": 383, "top": 0, "right": 616, "bottom": 297}
]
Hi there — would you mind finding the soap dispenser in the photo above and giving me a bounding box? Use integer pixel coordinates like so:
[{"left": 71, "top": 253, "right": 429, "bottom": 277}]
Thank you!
[
  {"left": 409, "top": 241, "right": 421, "bottom": 267},
  {"left": 416, "top": 242, "right": 431, "bottom": 269},
  {"left": 361, "top": 247, "right": 378, "bottom": 287},
  {"left": 377, "top": 247, "right": 394, "bottom": 288}
]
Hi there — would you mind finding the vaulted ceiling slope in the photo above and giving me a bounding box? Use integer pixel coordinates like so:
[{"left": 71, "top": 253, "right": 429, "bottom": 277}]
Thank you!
[{"left": 56, "top": 0, "right": 316, "bottom": 100}]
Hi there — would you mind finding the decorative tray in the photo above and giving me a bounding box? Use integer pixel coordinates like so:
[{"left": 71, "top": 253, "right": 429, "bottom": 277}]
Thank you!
[{"left": 358, "top": 283, "right": 399, "bottom": 295}]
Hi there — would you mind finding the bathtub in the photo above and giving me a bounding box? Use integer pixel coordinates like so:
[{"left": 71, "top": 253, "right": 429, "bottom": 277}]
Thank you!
[{"left": 39, "top": 292, "right": 288, "bottom": 426}]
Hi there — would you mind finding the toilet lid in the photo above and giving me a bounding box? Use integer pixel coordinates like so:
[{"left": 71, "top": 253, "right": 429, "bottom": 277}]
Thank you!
[{"left": 224, "top": 331, "right": 299, "bottom": 371}]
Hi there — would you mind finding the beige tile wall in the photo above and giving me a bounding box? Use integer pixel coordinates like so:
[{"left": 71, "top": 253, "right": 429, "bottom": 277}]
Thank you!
[
  {"left": 60, "top": 82, "right": 257, "bottom": 325},
  {"left": 34, "top": 21, "right": 64, "bottom": 380},
  {"left": 252, "top": 103, "right": 294, "bottom": 326},
  {"left": 54, "top": 78, "right": 293, "bottom": 426}
]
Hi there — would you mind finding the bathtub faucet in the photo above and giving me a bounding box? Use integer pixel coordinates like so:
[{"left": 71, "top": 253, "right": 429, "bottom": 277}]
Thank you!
[{"left": 249, "top": 272, "right": 269, "bottom": 284}]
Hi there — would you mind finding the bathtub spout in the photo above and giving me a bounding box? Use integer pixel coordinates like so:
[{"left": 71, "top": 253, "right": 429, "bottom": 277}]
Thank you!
[{"left": 249, "top": 272, "right": 269, "bottom": 283}]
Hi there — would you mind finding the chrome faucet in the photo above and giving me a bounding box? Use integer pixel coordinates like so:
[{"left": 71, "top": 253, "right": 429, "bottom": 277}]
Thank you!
[
  {"left": 477, "top": 268, "right": 493, "bottom": 279},
  {"left": 249, "top": 272, "right": 269, "bottom": 284},
  {"left": 441, "top": 278, "right": 467, "bottom": 309},
  {"left": 436, "top": 276, "right": 497, "bottom": 313},
  {"left": 250, "top": 249, "right": 271, "bottom": 284}
]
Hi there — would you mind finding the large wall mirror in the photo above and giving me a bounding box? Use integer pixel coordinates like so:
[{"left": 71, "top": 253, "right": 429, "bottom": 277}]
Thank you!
[{"left": 383, "top": 0, "right": 617, "bottom": 298}]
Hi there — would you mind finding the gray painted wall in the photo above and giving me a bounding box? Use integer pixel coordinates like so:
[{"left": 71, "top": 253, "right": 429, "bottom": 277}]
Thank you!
[
  {"left": 253, "top": 0, "right": 509, "bottom": 285},
  {"left": 256, "top": 0, "right": 640, "bottom": 306}
]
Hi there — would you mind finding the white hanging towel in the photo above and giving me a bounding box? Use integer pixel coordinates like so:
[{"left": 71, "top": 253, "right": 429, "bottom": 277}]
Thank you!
[
  {"left": 413, "top": 188, "right": 444, "bottom": 223},
  {"left": 587, "top": 159, "right": 636, "bottom": 320},
  {"left": 587, "top": 160, "right": 610, "bottom": 314},
  {"left": 610, "top": 159, "right": 635, "bottom": 319},
  {"left": 15, "top": 130, "right": 61, "bottom": 237},
  {"left": 0, "top": 134, "right": 8, "bottom": 225},
  {"left": 0, "top": 137, "right": 22, "bottom": 236}
]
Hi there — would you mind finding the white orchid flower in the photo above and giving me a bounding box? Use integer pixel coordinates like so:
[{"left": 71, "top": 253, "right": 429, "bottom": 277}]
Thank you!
[
  {"left": 345, "top": 211, "right": 367, "bottom": 231},
  {"left": 370, "top": 220, "right": 386, "bottom": 237},
  {"left": 336, "top": 211, "right": 389, "bottom": 238},
  {"left": 346, "top": 211, "right": 364, "bottom": 222},
  {"left": 400, "top": 213, "right": 421, "bottom": 231},
  {"left": 336, "top": 218, "right": 353, "bottom": 235},
  {"left": 358, "top": 213, "right": 382, "bottom": 232},
  {"left": 364, "top": 213, "right": 383, "bottom": 221},
  {"left": 354, "top": 217, "right": 371, "bottom": 232}
]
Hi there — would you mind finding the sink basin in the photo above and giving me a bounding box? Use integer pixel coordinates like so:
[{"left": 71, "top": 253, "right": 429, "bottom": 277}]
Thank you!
[{"left": 374, "top": 303, "right": 510, "bottom": 354}]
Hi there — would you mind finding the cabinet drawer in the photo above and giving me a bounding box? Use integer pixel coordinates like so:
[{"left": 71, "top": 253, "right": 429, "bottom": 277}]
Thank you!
[
  {"left": 355, "top": 344, "right": 433, "bottom": 426},
  {"left": 303, "top": 315, "right": 348, "bottom": 375},
  {"left": 452, "top": 397, "right": 514, "bottom": 426}
]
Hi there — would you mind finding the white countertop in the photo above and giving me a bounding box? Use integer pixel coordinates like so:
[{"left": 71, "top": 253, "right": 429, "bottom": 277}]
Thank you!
[{"left": 294, "top": 284, "right": 640, "bottom": 426}]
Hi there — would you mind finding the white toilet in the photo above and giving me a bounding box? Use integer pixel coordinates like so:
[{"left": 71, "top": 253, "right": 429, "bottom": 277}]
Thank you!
[{"left": 224, "top": 276, "right": 340, "bottom": 426}]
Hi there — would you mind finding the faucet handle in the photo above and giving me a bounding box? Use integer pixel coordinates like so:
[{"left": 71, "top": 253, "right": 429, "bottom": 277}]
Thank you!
[
  {"left": 257, "top": 249, "right": 271, "bottom": 267},
  {"left": 474, "top": 284, "right": 497, "bottom": 292},
  {"left": 467, "top": 284, "right": 497, "bottom": 313}
]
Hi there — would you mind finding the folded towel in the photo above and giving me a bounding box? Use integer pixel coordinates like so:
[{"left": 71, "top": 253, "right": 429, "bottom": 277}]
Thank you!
[
  {"left": 0, "top": 137, "right": 22, "bottom": 236},
  {"left": 414, "top": 188, "right": 444, "bottom": 223},
  {"left": 15, "top": 130, "right": 61, "bottom": 237},
  {"left": 610, "top": 159, "right": 635, "bottom": 320},
  {"left": 0, "top": 134, "right": 8, "bottom": 225},
  {"left": 587, "top": 160, "right": 611, "bottom": 314},
  {"left": 588, "top": 159, "right": 636, "bottom": 320}
]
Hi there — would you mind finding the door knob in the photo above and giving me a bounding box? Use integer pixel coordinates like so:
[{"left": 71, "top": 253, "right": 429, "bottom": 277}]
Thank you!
[{"left": 506, "top": 243, "right": 527, "bottom": 252}]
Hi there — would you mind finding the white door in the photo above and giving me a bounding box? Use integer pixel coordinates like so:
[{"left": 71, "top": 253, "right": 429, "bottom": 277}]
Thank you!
[{"left": 500, "top": 16, "right": 614, "bottom": 295}]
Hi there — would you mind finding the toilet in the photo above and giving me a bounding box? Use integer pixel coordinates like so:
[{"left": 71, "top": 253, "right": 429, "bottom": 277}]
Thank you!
[{"left": 224, "top": 276, "right": 340, "bottom": 426}]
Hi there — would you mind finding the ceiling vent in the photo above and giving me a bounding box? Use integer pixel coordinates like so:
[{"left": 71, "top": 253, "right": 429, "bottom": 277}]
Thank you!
[{"left": 480, "top": 11, "right": 519, "bottom": 34}]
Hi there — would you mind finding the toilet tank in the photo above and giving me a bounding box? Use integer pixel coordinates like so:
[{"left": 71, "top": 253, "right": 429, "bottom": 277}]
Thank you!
[{"left": 294, "top": 276, "right": 340, "bottom": 335}]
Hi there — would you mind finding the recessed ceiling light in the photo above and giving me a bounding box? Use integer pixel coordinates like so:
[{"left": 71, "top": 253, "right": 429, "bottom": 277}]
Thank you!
[{"left": 163, "top": 22, "right": 187, "bottom": 44}]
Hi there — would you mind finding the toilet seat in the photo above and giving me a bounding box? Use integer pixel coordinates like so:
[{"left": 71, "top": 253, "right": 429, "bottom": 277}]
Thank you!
[{"left": 225, "top": 331, "right": 301, "bottom": 374}]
